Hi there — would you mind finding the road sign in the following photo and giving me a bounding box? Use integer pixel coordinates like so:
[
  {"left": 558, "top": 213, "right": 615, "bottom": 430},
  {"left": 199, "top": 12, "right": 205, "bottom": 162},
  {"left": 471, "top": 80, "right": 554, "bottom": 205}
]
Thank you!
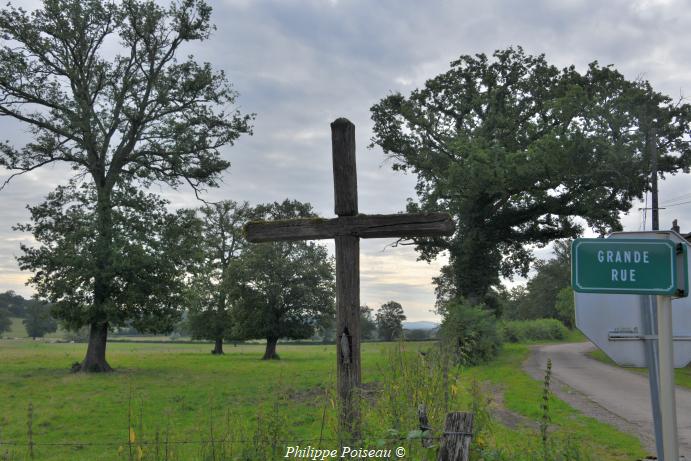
[
  {"left": 572, "top": 238, "right": 680, "bottom": 295},
  {"left": 575, "top": 231, "right": 691, "bottom": 368},
  {"left": 574, "top": 231, "right": 690, "bottom": 461}
]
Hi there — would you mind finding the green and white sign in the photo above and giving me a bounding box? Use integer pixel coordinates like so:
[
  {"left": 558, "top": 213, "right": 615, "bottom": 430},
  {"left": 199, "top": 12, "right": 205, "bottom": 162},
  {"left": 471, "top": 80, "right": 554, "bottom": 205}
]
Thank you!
[{"left": 572, "top": 238, "right": 682, "bottom": 295}]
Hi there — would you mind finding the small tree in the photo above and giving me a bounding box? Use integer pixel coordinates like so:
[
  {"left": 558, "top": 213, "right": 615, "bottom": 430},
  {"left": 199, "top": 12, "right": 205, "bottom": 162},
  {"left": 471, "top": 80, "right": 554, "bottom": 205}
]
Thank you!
[
  {"left": 440, "top": 298, "right": 501, "bottom": 365},
  {"left": 232, "top": 200, "right": 336, "bottom": 360},
  {"left": 187, "top": 201, "right": 252, "bottom": 354},
  {"left": 0, "top": 308, "right": 10, "bottom": 337},
  {"left": 376, "top": 301, "right": 406, "bottom": 341},
  {"left": 23, "top": 300, "right": 57, "bottom": 339},
  {"left": 500, "top": 240, "right": 571, "bottom": 322},
  {"left": 360, "top": 305, "right": 378, "bottom": 340},
  {"left": 0, "top": 0, "right": 252, "bottom": 371},
  {"left": 554, "top": 287, "right": 576, "bottom": 329}
]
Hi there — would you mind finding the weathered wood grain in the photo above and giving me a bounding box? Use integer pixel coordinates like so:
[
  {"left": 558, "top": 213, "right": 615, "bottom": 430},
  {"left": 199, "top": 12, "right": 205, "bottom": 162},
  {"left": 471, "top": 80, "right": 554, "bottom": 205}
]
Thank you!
[
  {"left": 335, "top": 234, "right": 360, "bottom": 439},
  {"left": 331, "top": 118, "right": 357, "bottom": 216},
  {"left": 245, "top": 117, "right": 457, "bottom": 443},
  {"left": 245, "top": 212, "right": 455, "bottom": 242},
  {"left": 438, "top": 412, "right": 474, "bottom": 461}
]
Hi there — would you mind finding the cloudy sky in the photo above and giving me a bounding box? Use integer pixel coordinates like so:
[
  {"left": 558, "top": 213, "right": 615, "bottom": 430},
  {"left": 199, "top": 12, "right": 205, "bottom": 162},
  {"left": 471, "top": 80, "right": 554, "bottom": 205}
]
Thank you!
[{"left": 1, "top": 0, "right": 690, "bottom": 321}]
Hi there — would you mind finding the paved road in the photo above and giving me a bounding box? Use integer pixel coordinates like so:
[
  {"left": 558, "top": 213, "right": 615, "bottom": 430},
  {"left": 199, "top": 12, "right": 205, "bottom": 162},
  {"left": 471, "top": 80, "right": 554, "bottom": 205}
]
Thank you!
[{"left": 523, "top": 342, "right": 691, "bottom": 459}]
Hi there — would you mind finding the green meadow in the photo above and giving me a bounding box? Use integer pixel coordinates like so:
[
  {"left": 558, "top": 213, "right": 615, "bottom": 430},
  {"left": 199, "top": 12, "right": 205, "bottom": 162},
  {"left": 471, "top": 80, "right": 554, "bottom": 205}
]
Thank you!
[{"left": 0, "top": 338, "right": 647, "bottom": 461}]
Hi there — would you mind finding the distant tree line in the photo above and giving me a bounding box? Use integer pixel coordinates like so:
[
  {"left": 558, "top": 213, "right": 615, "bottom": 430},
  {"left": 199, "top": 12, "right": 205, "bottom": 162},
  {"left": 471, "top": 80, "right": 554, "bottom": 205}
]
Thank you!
[
  {"left": 499, "top": 240, "right": 574, "bottom": 328},
  {"left": 0, "top": 291, "right": 57, "bottom": 339}
]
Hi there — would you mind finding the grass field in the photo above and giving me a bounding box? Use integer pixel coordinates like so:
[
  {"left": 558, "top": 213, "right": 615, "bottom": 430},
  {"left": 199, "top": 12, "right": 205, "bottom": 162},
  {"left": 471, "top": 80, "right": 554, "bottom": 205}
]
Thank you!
[
  {"left": 0, "top": 338, "right": 646, "bottom": 460},
  {"left": 4, "top": 318, "right": 65, "bottom": 340}
]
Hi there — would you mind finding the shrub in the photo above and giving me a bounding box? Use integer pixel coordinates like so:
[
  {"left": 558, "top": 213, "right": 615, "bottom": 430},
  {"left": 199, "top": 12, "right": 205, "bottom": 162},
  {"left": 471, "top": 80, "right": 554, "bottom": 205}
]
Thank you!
[
  {"left": 554, "top": 287, "right": 575, "bottom": 328},
  {"left": 500, "top": 319, "right": 568, "bottom": 343},
  {"left": 440, "top": 298, "right": 502, "bottom": 365}
]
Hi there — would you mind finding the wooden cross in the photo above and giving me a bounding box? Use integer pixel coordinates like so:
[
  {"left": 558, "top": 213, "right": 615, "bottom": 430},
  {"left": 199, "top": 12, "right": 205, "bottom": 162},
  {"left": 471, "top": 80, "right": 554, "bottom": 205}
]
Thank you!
[{"left": 245, "top": 118, "right": 455, "bottom": 438}]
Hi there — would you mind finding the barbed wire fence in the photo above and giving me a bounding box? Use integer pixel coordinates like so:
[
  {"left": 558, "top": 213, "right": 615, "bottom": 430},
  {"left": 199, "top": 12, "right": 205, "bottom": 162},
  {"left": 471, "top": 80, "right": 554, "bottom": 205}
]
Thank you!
[{"left": 0, "top": 405, "right": 472, "bottom": 460}]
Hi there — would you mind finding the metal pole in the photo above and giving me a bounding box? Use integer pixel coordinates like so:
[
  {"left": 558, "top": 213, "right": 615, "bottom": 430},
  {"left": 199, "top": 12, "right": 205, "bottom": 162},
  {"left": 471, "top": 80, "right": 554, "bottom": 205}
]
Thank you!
[
  {"left": 641, "top": 295, "right": 664, "bottom": 460},
  {"left": 647, "top": 124, "right": 666, "bottom": 460},
  {"left": 657, "top": 295, "right": 679, "bottom": 461}
]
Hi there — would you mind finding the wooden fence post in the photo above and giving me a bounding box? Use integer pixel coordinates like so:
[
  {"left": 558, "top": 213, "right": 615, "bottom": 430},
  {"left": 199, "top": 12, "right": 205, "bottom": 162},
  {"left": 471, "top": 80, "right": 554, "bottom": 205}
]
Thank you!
[
  {"left": 417, "top": 404, "right": 433, "bottom": 448},
  {"left": 437, "top": 412, "right": 473, "bottom": 461}
]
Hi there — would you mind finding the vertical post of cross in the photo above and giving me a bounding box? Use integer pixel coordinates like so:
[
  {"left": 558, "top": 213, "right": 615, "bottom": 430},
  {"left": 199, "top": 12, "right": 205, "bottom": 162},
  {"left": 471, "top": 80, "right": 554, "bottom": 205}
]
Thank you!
[{"left": 331, "top": 118, "right": 361, "bottom": 440}]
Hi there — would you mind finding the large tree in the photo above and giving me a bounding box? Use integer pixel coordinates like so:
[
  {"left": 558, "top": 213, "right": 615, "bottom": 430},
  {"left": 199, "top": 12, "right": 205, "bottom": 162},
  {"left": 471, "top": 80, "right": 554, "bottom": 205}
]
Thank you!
[
  {"left": 187, "top": 200, "right": 252, "bottom": 355},
  {"left": 370, "top": 47, "right": 691, "bottom": 306},
  {"left": 16, "top": 182, "right": 203, "bottom": 363},
  {"left": 0, "top": 0, "right": 252, "bottom": 371},
  {"left": 232, "top": 200, "right": 335, "bottom": 360},
  {"left": 375, "top": 301, "right": 406, "bottom": 341}
]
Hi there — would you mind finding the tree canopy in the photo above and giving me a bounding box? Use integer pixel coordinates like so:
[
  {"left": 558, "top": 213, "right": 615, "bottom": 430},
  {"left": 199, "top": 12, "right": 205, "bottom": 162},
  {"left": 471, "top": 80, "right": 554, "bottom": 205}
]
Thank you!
[
  {"left": 0, "top": 308, "right": 10, "bottom": 336},
  {"left": 503, "top": 240, "right": 571, "bottom": 321},
  {"left": 0, "top": 0, "right": 252, "bottom": 371},
  {"left": 16, "top": 182, "right": 202, "bottom": 336},
  {"left": 187, "top": 200, "right": 252, "bottom": 354},
  {"left": 370, "top": 47, "right": 691, "bottom": 305},
  {"left": 376, "top": 301, "right": 406, "bottom": 341},
  {"left": 360, "top": 305, "right": 378, "bottom": 341},
  {"left": 23, "top": 299, "right": 57, "bottom": 339},
  {"left": 0, "top": 290, "right": 29, "bottom": 316},
  {"left": 232, "top": 200, "right": 335, "bottom": 360}
]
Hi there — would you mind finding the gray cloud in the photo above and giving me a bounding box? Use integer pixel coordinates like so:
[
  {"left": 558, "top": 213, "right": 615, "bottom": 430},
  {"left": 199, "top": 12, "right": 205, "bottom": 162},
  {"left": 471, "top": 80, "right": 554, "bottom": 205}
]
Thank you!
[{"left": 1, "top": 0, "right": 690, "bottom": 320}]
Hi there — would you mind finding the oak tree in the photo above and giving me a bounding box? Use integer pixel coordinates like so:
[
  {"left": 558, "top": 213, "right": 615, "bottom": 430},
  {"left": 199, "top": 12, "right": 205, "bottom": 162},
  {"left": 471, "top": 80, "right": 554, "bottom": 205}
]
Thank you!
[
  {"left": 232, "top": 200, "right": 335, "bottom": 360},
  {"left": 370, "top": 47, "right": 691, "bottom": 306},
  {"left": 22, "top": 299, "right": 57, "bottom": 339},
  {"left": 187, "top": 200, "right": 252, "bottom": 354},
  {"left": 0, "top": 0, "right": 252, "bottom": 371},
  {"left": 375, "top": 301, "right": 406, "bottom": 341},
  {"left": 16, "top": 182, "right": 203, "bottom": 363}
]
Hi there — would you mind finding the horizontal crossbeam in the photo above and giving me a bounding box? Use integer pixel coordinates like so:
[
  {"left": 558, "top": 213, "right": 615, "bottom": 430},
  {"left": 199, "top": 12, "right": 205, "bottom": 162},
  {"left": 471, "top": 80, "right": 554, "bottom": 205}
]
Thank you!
[{"left": 245, "top": 212, "right": 455, "bottom": 243}]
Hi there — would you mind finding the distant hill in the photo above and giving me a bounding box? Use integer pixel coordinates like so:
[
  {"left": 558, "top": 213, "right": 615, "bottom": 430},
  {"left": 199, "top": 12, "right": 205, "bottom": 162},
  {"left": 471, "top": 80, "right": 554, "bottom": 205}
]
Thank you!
[{"left": 402, "top": 321, "right": 439, "bottom": 331}]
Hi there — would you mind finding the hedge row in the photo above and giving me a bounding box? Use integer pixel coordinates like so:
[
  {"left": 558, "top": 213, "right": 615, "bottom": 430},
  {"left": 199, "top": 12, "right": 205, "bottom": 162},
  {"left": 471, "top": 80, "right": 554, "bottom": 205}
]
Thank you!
[{"left": 500, "top": 318, "right": 568, "bottom": 343}]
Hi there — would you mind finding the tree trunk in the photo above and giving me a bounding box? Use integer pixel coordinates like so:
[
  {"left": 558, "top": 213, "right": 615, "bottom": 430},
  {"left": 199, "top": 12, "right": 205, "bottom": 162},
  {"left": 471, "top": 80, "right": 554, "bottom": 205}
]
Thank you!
[
  {"left": 262, "top": 337, "right": 279, "bottom": 360},
  {"left": 212, "top": 338, "right": 224, "bottom": 355},
  {"left": 78, "top": 322, "right": 112, "bottom": 372},
  {"left": 78, "top": 186, "right": 114, "bottom": 373}
]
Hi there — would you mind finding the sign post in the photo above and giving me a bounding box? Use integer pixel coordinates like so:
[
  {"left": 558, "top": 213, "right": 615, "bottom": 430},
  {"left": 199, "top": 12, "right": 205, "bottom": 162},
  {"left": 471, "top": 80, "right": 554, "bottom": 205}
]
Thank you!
[
  {"left": 572, "top": 236, "right": 687, "bottom": 461},
  {"left": 658, "top": 295, "right": 680, "bottom": 461}
]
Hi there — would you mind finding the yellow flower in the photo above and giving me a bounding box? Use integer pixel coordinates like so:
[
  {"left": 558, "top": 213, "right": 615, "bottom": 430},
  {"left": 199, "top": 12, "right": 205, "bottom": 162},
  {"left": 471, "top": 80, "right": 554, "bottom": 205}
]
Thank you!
[{"left": 129, "top": 427, "right": 136, "bottom": 443}]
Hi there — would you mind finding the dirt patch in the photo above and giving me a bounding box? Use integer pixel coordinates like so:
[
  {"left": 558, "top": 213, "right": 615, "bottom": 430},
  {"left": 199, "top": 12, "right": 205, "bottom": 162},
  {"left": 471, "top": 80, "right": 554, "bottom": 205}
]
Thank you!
[
  {"left": 483, "top": 383, "right": 540, "bottom": 430},
  {"left": 286, "top": 382, "right": 381, "bottom": 406}
]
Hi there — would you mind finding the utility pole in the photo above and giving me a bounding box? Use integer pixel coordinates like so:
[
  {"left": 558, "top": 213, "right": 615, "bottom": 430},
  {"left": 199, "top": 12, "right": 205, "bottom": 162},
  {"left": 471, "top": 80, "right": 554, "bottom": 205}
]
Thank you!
[{"left": 651, "top": 124, "right": 659, "bottom": 231}]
